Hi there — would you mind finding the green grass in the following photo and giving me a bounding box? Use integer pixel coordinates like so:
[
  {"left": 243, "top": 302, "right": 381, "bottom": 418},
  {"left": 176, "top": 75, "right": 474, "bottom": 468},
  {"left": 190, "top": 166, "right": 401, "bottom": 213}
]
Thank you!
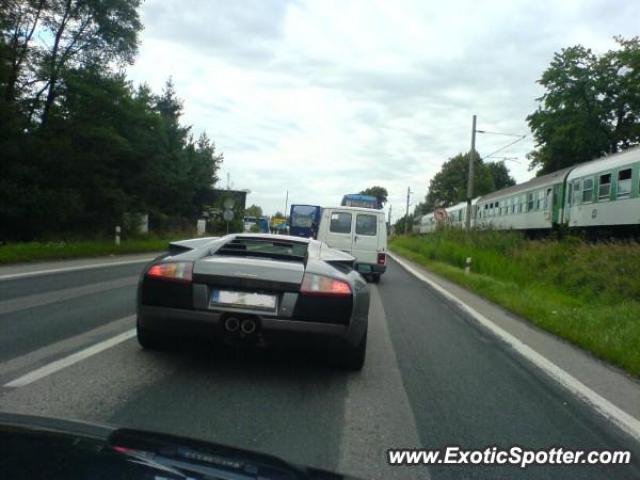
[
  {"left": 390, "top": 231, "right": 640, "bottom": 377},
  {"left": 0, "top": 235, "right": 190, "bottom": 264}
]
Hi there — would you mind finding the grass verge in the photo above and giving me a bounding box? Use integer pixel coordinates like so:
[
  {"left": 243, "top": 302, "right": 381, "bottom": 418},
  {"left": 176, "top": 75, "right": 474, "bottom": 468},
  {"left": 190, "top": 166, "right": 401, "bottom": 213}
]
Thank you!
[
  {"left": 390, "top": 232, "right": 640, "bottom": 378},
  {"left": 0, "top": 236, "right": 187, "bottom": 264}
]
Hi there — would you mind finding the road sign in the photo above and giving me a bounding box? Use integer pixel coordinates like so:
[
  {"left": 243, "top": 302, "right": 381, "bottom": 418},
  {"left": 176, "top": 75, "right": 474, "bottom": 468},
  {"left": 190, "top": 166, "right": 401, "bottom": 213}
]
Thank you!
[
  {"left": 223, "top": 209, "right": 234, "bottom": 222},
  {"left": 223, "top": 198, "right": 234, "bottom": 209}
]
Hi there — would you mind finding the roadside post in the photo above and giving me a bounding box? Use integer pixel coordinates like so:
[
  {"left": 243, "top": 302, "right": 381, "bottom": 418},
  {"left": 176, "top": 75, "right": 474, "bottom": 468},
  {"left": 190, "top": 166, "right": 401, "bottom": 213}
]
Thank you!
[
  {"left": 115, "top": 226, "right": 121, "bottom": 246},
  {"left": 465, "top": 257, "right": 472, "bottom": 275}
]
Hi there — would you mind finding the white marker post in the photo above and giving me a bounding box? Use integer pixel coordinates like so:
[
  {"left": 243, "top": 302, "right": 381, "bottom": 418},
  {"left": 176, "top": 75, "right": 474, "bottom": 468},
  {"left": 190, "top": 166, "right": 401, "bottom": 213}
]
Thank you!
[
  {"left": 115, "top": 226, "right": 121, "bottom": 246},
  {"left": 465, "top": 257, "right": 472, "bottom": 275}
]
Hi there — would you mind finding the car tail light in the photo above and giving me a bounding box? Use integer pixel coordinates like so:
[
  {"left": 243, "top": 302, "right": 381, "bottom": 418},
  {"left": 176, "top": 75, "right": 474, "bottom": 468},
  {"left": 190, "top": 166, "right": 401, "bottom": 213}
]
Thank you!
[
  {"left": 147, "top": 262, "right": 193, "bottom": 283},
  {"left": 377, "top": 253, "right": 386, "bottom": 265},
  {"left": 300, "top": 273, "right": 352, "bottom": 297}
]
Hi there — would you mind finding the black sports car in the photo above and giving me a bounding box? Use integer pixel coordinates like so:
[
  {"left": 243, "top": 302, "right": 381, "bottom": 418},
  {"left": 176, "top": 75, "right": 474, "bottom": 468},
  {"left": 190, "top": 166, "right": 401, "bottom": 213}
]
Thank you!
[{"left": 137, "top": 234, "right": 370, "bottom": 370}]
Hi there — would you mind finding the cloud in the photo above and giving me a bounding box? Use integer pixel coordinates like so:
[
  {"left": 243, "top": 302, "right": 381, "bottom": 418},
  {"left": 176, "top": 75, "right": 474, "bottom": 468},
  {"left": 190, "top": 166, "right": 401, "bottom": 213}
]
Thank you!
[{"left": 128, "top": 0, "right": 640, "bottom": 217}]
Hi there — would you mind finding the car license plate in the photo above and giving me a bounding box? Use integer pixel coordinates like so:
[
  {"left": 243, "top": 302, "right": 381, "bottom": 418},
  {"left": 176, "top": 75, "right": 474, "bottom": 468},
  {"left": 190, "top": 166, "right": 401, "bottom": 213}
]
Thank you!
[{"left": 210, "top": 290, "right": 276, "bottom": 311}]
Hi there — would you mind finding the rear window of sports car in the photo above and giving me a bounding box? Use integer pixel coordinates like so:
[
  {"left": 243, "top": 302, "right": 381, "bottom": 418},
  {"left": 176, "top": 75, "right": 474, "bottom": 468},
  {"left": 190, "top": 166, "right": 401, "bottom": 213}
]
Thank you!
[{"left": 216, "top": 238, "right": 308, "bottom": 261}]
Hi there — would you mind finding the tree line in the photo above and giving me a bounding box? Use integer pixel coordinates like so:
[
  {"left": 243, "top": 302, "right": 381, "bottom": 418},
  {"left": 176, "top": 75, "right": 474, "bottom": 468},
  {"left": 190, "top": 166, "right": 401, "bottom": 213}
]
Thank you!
[{"left": 0, "top": 1, "right": 223, "bottom": 241}]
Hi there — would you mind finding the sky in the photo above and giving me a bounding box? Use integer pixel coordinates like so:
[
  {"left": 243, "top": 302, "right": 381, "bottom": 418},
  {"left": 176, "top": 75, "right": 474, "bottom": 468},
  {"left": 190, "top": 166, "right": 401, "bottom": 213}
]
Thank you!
[{"left": 126, "top": 0, "right": 640, "bottom": 219}]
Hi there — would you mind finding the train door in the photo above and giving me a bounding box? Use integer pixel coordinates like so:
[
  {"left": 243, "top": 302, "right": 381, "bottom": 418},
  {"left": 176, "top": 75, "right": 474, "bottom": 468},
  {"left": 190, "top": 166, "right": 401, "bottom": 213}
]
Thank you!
[
  {"left": 552, "top": 183, "right": 563, "bottom": 225},
  {"left": 544, "top": 188, "right": 552, "bottom": 222}
]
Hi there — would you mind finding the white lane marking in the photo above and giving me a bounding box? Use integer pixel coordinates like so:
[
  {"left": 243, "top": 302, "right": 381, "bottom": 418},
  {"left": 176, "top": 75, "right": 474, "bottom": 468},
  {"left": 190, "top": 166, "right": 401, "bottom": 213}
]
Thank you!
[
  {"left": 388, "top": 252, "right": 640, "bottom": 443},
  {"left": 0, "top": 315, "right": 135, "bottom": 378},
  {"left": 0, "top": 257, "right": 156, "bottom": 281},
  {"left": 4, "top": 329, "right": 136, "bottom": 388},
  {"left": 0, "top": 277, "right": 138, "bottom": 315}
]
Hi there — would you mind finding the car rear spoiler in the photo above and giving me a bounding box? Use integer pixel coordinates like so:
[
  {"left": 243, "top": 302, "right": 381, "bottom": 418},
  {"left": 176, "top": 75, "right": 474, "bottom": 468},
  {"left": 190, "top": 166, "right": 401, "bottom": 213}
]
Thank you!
[
  {"left": 319, "top": 245, "right": 356, "bottom": 270},
  {"left": 168, "top": 237, "right": 219, "bottom": 254}
]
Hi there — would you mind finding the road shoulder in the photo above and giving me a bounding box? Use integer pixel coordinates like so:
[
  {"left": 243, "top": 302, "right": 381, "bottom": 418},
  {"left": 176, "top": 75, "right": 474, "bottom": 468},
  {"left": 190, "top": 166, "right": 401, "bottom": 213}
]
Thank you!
[{"left": 388, "top": 252, "right": 640, "bottom": 431}]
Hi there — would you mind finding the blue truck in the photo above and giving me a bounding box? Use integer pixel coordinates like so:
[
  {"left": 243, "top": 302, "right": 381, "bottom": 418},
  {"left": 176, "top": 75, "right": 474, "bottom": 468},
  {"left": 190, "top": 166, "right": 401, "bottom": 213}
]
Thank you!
[{"left": 289, "top": 204, "right": 322, "bottom": 238}]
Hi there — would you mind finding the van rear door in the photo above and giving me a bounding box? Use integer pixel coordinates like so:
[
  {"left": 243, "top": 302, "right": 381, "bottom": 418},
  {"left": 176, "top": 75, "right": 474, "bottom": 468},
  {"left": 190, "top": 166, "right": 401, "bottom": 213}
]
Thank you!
[
  {"left": 322, "top": 209, "right": 354, "bottom": 255},
  {"left": 352, "top": 212, "right": 380, "bottom": 265}
]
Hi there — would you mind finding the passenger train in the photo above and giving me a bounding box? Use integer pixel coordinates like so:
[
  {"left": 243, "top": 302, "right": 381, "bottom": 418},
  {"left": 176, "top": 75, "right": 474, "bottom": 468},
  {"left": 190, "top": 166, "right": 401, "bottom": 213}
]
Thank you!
[{"left": 414, "top": 146, "right": 640, "bottom": 235}]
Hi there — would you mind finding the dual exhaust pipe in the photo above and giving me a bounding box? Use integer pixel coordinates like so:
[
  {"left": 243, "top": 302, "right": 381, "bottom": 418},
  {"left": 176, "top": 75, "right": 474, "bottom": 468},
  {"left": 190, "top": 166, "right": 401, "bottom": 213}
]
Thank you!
[{"left": 224, "top": 317, "right": 257, "bottom": 335}]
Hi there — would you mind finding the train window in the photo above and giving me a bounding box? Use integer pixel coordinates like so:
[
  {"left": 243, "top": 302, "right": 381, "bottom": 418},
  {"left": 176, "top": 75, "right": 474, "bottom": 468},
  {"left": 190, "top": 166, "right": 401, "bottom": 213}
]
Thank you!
[
  {"left": 582, "top": 178, "right": 593, "bottom": 203},
  {"left": 617, "top": 169, "right": 632, "bottom": 197},
  {"left": 527, "top": 193, "right": 534, "bottom": 211},
  {"left": 573, "top": 181, "right": 581, "bottom": 205},
  {"left": 599, "top": 173, "right": 611, "bottom": 200},
  {"left": 536, "top": 190, "right": 544, "bottom": 210},
  {"left": 544, "top": 189, "right": 550, "bottom": 210}
]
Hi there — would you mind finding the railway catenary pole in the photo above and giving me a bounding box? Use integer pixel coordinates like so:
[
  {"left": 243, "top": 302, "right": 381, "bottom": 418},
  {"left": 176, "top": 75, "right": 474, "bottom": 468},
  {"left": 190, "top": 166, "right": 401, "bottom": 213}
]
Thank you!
[
  {"left": 466, "top": 114, "right": 477, "bottom": 230},
  {"left": 284, "top": 189, "right": 289, "bottom": 219},
  {"left": 404, "top": 187, "right": 412, "bottom": 234}
]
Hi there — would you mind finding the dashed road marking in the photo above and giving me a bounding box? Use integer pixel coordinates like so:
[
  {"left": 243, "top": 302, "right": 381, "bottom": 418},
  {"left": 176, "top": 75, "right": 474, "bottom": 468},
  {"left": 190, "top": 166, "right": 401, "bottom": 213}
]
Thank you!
[{"left": 4, "top": 329, "right": 136, "bottom": 388}]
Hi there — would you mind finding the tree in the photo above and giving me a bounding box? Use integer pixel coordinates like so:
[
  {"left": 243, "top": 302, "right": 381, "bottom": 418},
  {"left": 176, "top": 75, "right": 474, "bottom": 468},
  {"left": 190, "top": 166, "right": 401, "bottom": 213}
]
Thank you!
[
  {"left": 0, "top": 0, "right": 142, "bottom": 127},
  {"left": 527, "top": 37, "right": 640, "bottom": 174},
  {"left": 393, "top": 213, "right": 414, "bottom": 235},
  {"left": 245, "top": 204, "right": 263, "bottom": 218},
  {"left": 485, "top": 162, "right": 516, "bottom": 191},
  {"left": 359, "top": 186, "right": 388, "bottom": 208},
  {"left": 0, "top": 3, "right": 226, "bottom": 241},
  {"left": 0, "top": 68, "right": 224, "bottom": 239},
  {"left": 423, "top": 152, "right": 514, "bottom": 212}
]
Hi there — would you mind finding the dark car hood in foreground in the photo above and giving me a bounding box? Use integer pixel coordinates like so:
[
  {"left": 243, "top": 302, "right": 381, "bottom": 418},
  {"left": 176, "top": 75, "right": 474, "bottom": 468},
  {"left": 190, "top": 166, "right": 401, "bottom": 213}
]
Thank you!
[{"left": 0, "top": 412, "right": 359, "bottom": 480}]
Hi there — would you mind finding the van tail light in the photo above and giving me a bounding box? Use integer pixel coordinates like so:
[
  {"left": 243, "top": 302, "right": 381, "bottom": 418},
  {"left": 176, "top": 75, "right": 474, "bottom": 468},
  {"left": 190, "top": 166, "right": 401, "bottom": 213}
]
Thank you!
[
  {"left": 377, "top": 253, "right": 386, "bottom": 265},
  {"left": 300, "top": 273, "right": 352, "bottom": 297},
  {"left": 147, "top": 262, "right": 193, "bottom": 283}
]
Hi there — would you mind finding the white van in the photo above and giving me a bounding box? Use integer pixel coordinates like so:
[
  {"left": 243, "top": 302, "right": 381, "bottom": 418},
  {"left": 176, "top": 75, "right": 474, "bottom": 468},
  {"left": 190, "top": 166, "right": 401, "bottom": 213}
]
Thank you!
[{"left": 317, "top": 206, "right": 387, "bottom": 282}]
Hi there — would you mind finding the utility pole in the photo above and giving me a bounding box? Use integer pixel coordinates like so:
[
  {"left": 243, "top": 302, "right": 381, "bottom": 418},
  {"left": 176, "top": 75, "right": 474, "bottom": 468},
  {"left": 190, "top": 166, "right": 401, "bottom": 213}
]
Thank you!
[
  {"left": 404, "top": 187, "right": 412, "bottom": 234},
  {"left": 465, "top": 114, "right": 477, "bottom": 230},
  {"left": 284, "top": 190, "right": 289, "bottom": 218},
  {"left": 387, "top": 204, "right": 392, "bottom": 226}
]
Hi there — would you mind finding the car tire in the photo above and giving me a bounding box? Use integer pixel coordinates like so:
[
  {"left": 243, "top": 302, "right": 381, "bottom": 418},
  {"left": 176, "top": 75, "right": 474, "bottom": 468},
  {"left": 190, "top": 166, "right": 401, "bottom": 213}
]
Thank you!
[
  {"left": 136, "top": 319, "right": 168, "bottom": 350},
  {"left": 334, "top": 326, "right": 367, "bottom": 371}
]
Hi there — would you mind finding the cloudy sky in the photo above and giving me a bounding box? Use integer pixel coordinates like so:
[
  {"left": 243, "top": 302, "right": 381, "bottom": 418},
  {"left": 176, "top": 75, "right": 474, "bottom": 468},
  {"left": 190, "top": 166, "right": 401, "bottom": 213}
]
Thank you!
[{"left": 127, "top": 0, "right": 639, "bottom": 219}]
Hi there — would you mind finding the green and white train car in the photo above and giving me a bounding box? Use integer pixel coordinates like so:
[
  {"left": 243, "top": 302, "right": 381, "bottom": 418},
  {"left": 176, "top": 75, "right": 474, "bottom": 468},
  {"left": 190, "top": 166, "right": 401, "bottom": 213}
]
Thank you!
[
  {"left": 475, "top": 167, "right": 572, "bottom": 231},
  {"left": 414, "top": 146, "right": 640, "bottom": 235},
  {"left": 415, "top": 211, "right": 436, "bottom": 234},
  {"left": 564, "top": 147, "right": 640, "bottom": 229},
  {"left": 445, "top": 199, "right": 478, "bottom": 228}
]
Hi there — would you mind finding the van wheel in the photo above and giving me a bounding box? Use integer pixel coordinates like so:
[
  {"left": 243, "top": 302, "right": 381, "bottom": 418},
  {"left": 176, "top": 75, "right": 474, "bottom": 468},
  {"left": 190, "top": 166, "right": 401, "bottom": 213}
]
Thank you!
[{"left": 371, "top": 274, "right": 381, "bottom": 283}]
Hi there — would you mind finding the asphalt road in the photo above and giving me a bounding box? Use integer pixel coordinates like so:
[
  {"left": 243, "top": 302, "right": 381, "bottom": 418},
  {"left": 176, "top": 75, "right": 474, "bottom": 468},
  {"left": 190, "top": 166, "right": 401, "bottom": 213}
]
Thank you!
[{"left": 0, "top": 256, "right": 639, "bottom": 479}]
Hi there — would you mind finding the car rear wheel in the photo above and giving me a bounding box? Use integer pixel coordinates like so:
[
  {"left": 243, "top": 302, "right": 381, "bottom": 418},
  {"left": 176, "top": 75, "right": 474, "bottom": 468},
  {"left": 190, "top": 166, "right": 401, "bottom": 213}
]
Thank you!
[
  {"left": 334, "top": 327, "right": 367, "bottom": 371},
  {"left": 136, "top": 319, "right": 169, "bottom": 350}
]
